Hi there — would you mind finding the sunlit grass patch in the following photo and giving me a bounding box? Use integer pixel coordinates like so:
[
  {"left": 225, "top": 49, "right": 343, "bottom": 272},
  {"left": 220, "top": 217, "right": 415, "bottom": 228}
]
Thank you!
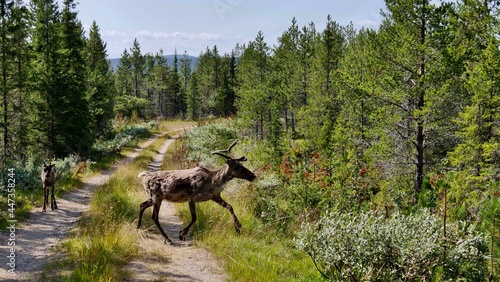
[{"left": 57, "top": 224, "right": 138, "bottom": 281}]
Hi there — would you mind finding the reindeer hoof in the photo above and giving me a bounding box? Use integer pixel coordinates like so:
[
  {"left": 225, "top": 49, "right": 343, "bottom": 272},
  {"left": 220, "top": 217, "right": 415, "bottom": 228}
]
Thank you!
[
  {"left": 179, "top": 231, "right": 187, "bottom": 241},
  {"left": 165, "top": 239, "right": 174, "bottom": 246}
]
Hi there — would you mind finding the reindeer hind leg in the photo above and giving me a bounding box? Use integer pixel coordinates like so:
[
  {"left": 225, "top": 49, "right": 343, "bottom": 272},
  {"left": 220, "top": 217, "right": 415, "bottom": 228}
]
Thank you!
[
  {"left": 137, "top": 198, "right": 153, "bottom": 229},
  {"left": 179, "top": 200, "right": 197, "bottom": 241}
]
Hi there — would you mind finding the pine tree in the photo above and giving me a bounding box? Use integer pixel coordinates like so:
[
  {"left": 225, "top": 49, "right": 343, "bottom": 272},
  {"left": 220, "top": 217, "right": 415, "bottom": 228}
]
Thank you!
[
  {"left": 299, "top": 16, "right": 345, "bottom": 150},
  {"left": 169, "top": 50, "right": 183, "bottom": 117},
  {"left": 84, "top": 21, "right": 113, "bottom": 137},
  {"left": 219, "top": 51, "right": 237, "bottom": 116},
  {"left": 57, "top": 0, "right": 92, "bottom": 156},
  {"left": 447, "top": 0, "right": 500, "bottom": 222},
  {"left": 2, "top": 0, "right": 30, "bottom": 162},
  {"left": 151, "top": 49, "right": 170, "bottom": 117},
  {"left": 130, "top": 38, "right": 144, "bottom": 99},
  {"left": 271, "top": 18, "right": 300, "bottom": 134},
  {"left": 186, "top": 71, "right": 200, "bottom": 120},
  {"left": 116, "top": 49, "right": 133, "bottom": 97},
  {"left": 375, "top": 0, "right": 449, "bottom": 198},
  {"left": 179, "top": 51, "right": 192, "bottom": 114},
  {"left": 29, "top": 0, "right": 62, "bottom": 157},
  {"left": 236, "top": 31, "right": 270, "bottom": 139},
  {"left": 1, "top": 0, "right": 12, "bottom": 163}
]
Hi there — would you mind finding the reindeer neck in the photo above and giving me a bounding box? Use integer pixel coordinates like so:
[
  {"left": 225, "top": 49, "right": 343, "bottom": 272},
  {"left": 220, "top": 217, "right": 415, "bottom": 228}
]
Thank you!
[{"left": 212, "top": 164, "right": 233, "bottom": 185}]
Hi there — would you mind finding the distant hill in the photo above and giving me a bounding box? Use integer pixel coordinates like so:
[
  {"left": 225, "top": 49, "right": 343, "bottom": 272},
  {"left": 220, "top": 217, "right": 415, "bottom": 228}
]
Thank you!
[{"left": 109, "top": 54, "right": 198, "bottom": 71}]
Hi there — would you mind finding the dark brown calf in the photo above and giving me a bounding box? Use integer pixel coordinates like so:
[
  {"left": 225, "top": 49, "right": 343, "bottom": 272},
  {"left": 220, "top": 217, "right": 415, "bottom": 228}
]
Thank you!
[{"left": 41, "top": 162, "right": 57, "bottom": 212}]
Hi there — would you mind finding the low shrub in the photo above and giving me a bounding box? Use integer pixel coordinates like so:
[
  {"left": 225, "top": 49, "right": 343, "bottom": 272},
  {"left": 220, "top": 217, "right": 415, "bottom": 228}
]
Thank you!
[{"left": 295, "top": 209, "right": 488, "bottom": 281}]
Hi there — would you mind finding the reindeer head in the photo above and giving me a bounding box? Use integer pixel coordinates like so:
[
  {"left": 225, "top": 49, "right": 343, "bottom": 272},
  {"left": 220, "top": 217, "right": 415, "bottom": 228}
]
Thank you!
[
  {"left": 42, "top": 161, "right": 55, "bottom": 181},
  {"left": 212, "top": 140, "right": 256, "bottom": 182}
]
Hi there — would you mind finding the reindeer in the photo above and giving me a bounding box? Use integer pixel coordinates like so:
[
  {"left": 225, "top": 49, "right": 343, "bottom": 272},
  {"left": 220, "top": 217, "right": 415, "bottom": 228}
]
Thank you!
[
  {"left": 137, "top": 140, "right": 256, "bottom": 245},
  {"left": 41, "top": 161, "right": 58, "bottom": 212}
]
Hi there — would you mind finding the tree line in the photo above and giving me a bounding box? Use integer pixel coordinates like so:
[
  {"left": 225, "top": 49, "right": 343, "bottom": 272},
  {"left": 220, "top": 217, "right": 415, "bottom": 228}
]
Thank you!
[
  {"left": 1, "top": 0, "right": 113, "bottom": 163},
  {"left": 1, "top": 0, "right": 499, "bottom": 220}
]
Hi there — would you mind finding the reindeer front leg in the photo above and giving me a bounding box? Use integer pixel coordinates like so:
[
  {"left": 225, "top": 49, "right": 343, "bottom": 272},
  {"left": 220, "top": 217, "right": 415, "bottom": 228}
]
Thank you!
[
  {"left": 51, "top": 184, "right": 58, "bottom": 210},
  {"left": 42, "top": 185, "right": 48, "bottom": 212},
  {"left": 151, "top": 200, "right": 173, "bottom": 245},
  {"left": 212, "top": 195, "right": 241, "bottom": 234},
  {"left": 179, "top": 199, "right": 197, "bottom": 241}
]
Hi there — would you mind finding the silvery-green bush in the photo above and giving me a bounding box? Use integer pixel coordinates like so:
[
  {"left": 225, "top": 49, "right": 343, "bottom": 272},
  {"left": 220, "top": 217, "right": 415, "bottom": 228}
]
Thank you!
[
  {"left": 92, "top": 121, "right": 156, "bottom": 156},
  {"left": 295, "top": 210, "right": 487, "bottom": 281},
  {"left": 184, "top": 120, "right": 239, "bottom": 168}
]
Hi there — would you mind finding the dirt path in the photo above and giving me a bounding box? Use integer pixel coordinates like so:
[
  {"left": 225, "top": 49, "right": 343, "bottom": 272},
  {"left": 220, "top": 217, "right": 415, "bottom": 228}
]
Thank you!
[
  {"left": 1, "top": 124, "right": 225, "bottom": 282},
  {"left": 124, "top": 135, "right": 228, "bottom": 282}
]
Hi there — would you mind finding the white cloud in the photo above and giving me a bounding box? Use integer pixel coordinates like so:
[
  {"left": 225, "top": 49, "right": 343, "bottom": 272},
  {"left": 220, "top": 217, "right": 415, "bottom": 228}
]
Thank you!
[
  {"left": 354, "top": 19, "right": 380, "bottom": 28},
  {"left": 136, "top": 31, "right": 226, "bottom": 41},
  {"left": 102, "top": 30, "right": 127, "bottom": 38}
]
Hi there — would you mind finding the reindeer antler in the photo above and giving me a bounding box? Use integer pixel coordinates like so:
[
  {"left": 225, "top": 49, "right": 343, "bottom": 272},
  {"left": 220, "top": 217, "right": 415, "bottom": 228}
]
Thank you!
[{"left": 212, "top": 140, "right": 247, "bottom": 161}]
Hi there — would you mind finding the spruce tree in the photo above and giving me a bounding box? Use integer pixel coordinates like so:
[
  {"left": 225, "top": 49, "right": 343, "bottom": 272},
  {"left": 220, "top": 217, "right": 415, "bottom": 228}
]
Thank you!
[
  {"left": 236, "top": 31, "right": 270, "bottom": 139},
  {"left": 3, "top": 0, "right": 30, "bottom": 162},
  {"left": 84, "top": 21, "right": 113, "bottom": 137},
  {"left": 169, "top": 50, "right": 183, "bottom": 117},
  {"left": 180, "top": 51, "right": 192, "bottom": 114},
  {"left": 29, "top": 0, "right": 62, "bottom": 157},
  {"left": 115, "top": 49, "right": 133, "bottom": 97},
  {"left": 58, "top": 0, "right": 92, "bottom": 156}
]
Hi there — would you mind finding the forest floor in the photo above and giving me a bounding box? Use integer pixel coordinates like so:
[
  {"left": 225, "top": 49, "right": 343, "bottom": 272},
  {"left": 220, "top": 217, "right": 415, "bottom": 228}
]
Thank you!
[{"left": 0, "top": 124, "right": 227, "bottom": 281}]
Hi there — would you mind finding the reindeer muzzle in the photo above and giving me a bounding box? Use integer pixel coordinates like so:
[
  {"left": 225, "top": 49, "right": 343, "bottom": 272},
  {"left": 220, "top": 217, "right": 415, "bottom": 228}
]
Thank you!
[{"left": 248, "top": 173, "right": 257, "bottom": 182}]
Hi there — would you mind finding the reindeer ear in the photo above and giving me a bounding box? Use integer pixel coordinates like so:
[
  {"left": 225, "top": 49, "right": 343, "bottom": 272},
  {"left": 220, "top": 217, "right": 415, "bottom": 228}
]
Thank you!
[{"left": 234, "top": 156, "right": 247, "bottom": 162}]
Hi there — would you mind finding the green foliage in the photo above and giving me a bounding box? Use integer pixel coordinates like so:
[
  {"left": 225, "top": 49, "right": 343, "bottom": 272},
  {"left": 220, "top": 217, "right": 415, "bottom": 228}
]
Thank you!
[
  {"left": 296, "top": 210, "right": 488, "bottom": 281},
  {"left": 113, "top": 95, "right": 149, "bottom": 118}
]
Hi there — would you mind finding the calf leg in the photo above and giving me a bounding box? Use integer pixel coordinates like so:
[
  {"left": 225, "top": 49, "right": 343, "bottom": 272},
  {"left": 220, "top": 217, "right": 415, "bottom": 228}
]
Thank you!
[
  {"left": 212, "top": 195, "right": 241, "bottom": 233},
  {"left": 42, "top": 186, "right": 48, "bottom": 212},
  {"left": 137, "top": 198, "right": 153, "bottom": 229},
  {"left": 51, "top": 185, "right": 58, "bottom": 210},
  {"left": 179, "top": 200, "right": 196, "bottom": 241}
]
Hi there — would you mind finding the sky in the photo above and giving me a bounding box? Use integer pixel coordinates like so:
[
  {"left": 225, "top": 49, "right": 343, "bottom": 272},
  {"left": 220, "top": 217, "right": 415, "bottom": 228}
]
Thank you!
[{"left": 74, "top": 0, "right": 387, "bottom": 59}]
